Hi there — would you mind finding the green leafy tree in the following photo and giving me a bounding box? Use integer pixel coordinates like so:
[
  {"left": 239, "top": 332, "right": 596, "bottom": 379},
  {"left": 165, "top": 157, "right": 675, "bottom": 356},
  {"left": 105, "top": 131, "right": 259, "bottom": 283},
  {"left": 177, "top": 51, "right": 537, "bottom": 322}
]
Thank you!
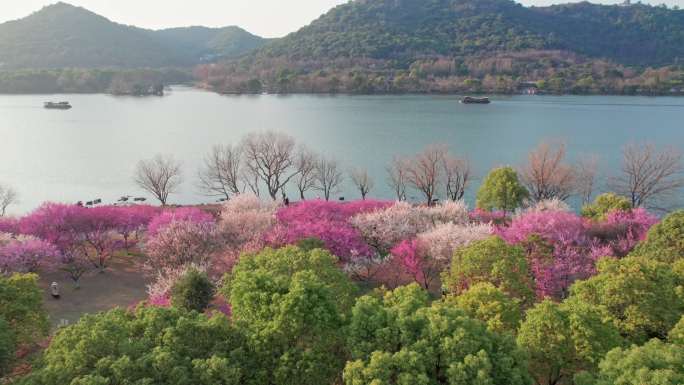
[
  {"left": 0, "top": 317, "right": 15, "bottom": 377},
  {"left": 451, "top": 282, "right": 523, "bottom": 334},
  {"left": 170, "top": 268, "right": 216, "bottom": 312},
  {"left": 221, "top": 246, "right": 356, "bottom": 385},
  {"left": 589, "top": 339, "right": 684, "bottom": 385},
  {"left": 568, "top": 256, "right": 684, "bottom": 343},
  {"left": 631, "top": 210, "right": 684, "bottom": 263},
  {"left": 669, "top": 316, "right": 684, "bottom": 345},
  {"left": 344, "top": 283, "right": 532, "bottom": 385},
  {"left": 517, "top": 299, "right": 622, "bottom": 385},
  {"left": 19, "top": 306, "right": 249, "bottom": 385},
  {"left": 0, "top": 273, "right": 48, "bottom": 347},
  {"left": 581, "top": 193, "right": 632, "bottom": 220},
  {"left": 443, "top": 236, "right": 535, "bottom": 306},
  {"left": 477, "top": 167, "right": 529, "bottom": 215},
  {"left": 296, "top": 237, "right": 327, "bottom": 252}
]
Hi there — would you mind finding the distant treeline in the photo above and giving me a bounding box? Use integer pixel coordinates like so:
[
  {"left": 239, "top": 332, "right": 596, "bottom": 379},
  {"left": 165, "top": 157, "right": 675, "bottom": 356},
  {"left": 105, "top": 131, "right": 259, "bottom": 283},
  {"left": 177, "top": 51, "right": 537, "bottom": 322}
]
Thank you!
[
  {"left": 196, "top": 51, "right": 684, "bottom": 96},
  {"left": 0, "top": 68, "right": 193, "bottom": 95}
]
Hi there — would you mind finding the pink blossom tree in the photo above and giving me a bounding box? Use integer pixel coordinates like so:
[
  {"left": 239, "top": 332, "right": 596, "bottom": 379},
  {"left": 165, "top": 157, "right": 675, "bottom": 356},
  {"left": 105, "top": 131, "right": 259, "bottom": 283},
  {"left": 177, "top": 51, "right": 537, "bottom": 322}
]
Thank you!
[
  {"left": 498, "top": 210, "right": 595, "bottom": 300},
  {"left": 0, "top": 234, "right": 58, "bottom": 274},
  {"left": 112, "top": 205, "right": 159, "bottom": 250},
  {"left": 270, "top": 199, "right": 390, "bottom": 261},
  {"left": 147, "top": 207, "right": 214, "bottom": 236},
  {"left": 144, "top": 220, "right": 220, "bottom": 272}
]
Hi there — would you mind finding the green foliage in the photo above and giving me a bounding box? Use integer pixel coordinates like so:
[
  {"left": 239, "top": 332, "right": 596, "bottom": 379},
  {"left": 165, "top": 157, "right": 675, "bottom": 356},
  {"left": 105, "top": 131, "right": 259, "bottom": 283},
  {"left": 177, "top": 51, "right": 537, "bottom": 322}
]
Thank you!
[
  {"left": 170, "top": 268, "right": 216, "bottom": 312},
  {"left": 443, "top": 236, "right": 535, "bottom": 306},
  {"left": 581, "top": 193, "right": 632, "bottom": 220},
  {"left": 344, "top": 283, "right": 532, "bottom": 385},
  {"left": 632, "top": 210, "right": 684, "bottom": 263},
  {"left": 517, "top": 299, "right": 622, "bottom": 385},
  {"left": 0, "top": 3, "right": 266, "bottom": 70},
  {"left": 568, "top": 256, "right": 684, "bottom": 344},
  {"left": 476, "top": 167, "right": 529, "bottom": 214},
  {"left": 221, "top": 246, "right": 356, "bottom": 385},
  {"left": 20, "top": 306, "right": 249, "bottom": 385},
  {"left": 669, "top": 316, "right": 684, "bottom": 345},
  {"left": 296, "top": 237, "right": 327, "bottom": 252},
  {"left": 0, "top": 273, "right": 48, "bottom": 347},
  {"left": 261, "top": 0, "right": 684, "bottom": 66},
  {"left": 591, "top": 339, "right": 684, "bottom": 385},
  {"left": 451, "top": 282, "right": 522, "bottom": 334},
  {"left": 0, "top": 316, "right": 15, "bottom": 377}
]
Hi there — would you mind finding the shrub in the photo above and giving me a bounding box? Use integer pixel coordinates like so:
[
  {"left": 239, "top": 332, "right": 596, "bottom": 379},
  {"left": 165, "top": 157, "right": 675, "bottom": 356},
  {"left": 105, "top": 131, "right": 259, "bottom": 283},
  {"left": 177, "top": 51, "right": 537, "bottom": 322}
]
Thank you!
[
  {"left": 0, "top": 316, "right": 15, "bottom": 377},
  {"left": 170, "top": 268, "right": 216, "bottom": 312},
  {"left": 443, "top": 236, "right": 535, "bottom": 305},
  {"left": 581, "top": 193, "right": 632, "bottom": 220},
  {"left": 631, "top": 210, "right": 684, "bottom": 263}
]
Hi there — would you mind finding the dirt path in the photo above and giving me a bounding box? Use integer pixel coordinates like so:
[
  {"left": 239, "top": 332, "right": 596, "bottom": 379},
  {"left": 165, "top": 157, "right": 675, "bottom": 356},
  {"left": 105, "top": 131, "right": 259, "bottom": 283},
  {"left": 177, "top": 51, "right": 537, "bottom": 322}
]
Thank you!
[{"left": 38, "top": 254, "right": 150, "bottom": 329}]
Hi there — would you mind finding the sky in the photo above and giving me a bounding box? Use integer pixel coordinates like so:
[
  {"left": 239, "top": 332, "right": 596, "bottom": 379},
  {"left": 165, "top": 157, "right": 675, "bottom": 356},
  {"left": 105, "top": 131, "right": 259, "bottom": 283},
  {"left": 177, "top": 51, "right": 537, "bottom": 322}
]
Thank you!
[{"left": 1, "top": 0, "right": 682, "bottom": 38}]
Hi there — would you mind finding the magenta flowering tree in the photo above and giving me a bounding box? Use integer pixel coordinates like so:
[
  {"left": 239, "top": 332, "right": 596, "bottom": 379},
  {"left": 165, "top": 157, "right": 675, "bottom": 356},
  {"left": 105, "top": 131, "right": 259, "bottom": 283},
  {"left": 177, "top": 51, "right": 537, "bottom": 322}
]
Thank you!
[
  {"left": 469, "top": 208, "right": 507, "bottom": 225},
  {"left": 0, "top": 217, "right": 18, "bottom": 234},
  {"left": 587, "top": 208, "right": 658, "bottom": 257},
  {"left": 0, "top": 234, "right": 59, "bottom": 274},
  {"left": 270, "top": 199, "right": 391, "bottom": 261},
  {"left": 19, "top": 203, "right": 91, "bottom": 286},
  {"left": 147, "top": 207, "right": 214, "bottom": 236},
  {"left": 498, "top": 210, "right": 596, "bottom": 300},
  {"left": 112, "top": 205, "right": 159, "bottom": 250}
]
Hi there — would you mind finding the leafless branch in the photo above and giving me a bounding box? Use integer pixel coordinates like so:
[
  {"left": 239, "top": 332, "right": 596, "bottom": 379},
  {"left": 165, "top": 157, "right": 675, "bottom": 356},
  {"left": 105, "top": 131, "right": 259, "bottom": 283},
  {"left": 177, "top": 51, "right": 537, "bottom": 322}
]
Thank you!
[
  {"left": 350, "top": 167, "right": 375, "bottom": 200},
  {"left": 520, "top": 141, "right": 576, "bottom": 202},
  {"left": 134, "top": 154, "right": 182, "bottom": 205},
  {"left": 197, "top": 144, "right": 243, "bottom": 200},
  {"left": 315, "top": 156, "right": 344, "bottom": 201},
  {"left": 0, "top": 184, "right": 18, "bottom": 216},
  {"left": 241, "top": 131, "right": 299, "bottom": 200},
  {"left": 610, "top": 143, "right": 684, "bottom": 211}
]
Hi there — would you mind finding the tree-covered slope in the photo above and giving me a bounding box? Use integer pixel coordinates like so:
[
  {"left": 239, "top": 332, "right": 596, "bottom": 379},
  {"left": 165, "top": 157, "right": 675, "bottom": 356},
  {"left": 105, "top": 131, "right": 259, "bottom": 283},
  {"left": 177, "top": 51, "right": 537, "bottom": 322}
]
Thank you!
[
  {"left": 0, "top": 2, "right": 267, "bottom": 70},
  {"left": 256, "top": 0, "right": 684, "bottom": 67}
]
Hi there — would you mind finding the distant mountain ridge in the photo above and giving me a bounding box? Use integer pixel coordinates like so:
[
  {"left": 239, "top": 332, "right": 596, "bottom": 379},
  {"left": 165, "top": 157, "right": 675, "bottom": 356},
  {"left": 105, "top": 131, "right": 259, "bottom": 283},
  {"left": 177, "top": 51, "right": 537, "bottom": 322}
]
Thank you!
[
  {"left": 0, "top": 2, "right": 267, "bottom": 70},
  {"left": 255, "top": 0, "right": 684, "bottom": 67}
]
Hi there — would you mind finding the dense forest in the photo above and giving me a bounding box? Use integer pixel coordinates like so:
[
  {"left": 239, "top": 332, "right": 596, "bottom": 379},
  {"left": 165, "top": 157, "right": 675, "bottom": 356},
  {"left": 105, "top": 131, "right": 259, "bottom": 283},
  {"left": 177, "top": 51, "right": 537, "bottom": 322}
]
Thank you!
[
  {"left": 1, "top": 0, "right": 683, "bottom": 95},
  {"left": 0, "top": 2, "right": 266, "bottom": 70},
  {"left": 200, "top": 0, "right": 684, "bottom": 95}
]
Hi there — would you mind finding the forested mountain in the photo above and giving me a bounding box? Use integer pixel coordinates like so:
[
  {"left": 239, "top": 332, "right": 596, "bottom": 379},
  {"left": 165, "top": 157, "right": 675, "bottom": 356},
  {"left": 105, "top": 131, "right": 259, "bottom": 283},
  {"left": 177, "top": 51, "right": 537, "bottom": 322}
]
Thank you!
[
  {"left": 200, "top": 0, "right": 684, "bottom": 95},
  {"left": 257, "top": 0, "right": 683, "bottom": 66},
  {"left": 0, "top": 2, "right": 266, "bottom": 70}
]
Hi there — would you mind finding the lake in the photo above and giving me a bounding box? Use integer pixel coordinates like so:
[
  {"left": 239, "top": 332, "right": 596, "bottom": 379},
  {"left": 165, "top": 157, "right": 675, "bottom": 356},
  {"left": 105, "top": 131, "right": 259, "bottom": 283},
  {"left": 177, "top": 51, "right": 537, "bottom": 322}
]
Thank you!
[{"left": 1, "top": 86, "right": 683, "bottom": 214}]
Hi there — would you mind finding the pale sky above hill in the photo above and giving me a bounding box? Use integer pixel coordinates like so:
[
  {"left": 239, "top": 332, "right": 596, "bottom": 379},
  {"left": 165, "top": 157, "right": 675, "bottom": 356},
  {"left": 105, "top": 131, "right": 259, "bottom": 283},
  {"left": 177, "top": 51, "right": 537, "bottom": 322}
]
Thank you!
[{"left": 1, "top": 0, "right": 682, "bottom": 38}]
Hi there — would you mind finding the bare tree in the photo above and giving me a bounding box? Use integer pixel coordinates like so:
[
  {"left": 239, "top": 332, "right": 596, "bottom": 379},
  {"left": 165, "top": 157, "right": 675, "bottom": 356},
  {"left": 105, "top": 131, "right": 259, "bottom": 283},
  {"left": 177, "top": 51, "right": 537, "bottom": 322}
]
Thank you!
[
  {"left": 241, "top": 131, "right": 300, "bottom": 200},
  {"left": 386, "top": 157, "right": 408, "bottom": 201},
  {"left": 405, "top": 145, "right": 447, "bottom": 206},
  {"left": 442, "top": 155, "right": 472, "bottom": 201},
  {"left": 610, "top": 143, "right": 684, "bottom": 210},
  {"left": 315, "top": 156, "right": 344, "bottom": 201},
  {"left": 350, "top": 167, "right": 375, "bottom": 200},
  {"left": 520, "top": 141, "right": 576, "bottom": 202},
  {"left": 198, "top": 144, "right": 242, "bottom": 200},
  {"left": 134, "top": 154, "right": 182, "bottom": 205},
  {"left": 294, "top": 146, "right": 318, "bottom": 200},
  {"left": 575, "top": 155, "right": 600, "bottom": 205},
  {"left": 0, "top": 184, "right": 18, "bottom": 216}
]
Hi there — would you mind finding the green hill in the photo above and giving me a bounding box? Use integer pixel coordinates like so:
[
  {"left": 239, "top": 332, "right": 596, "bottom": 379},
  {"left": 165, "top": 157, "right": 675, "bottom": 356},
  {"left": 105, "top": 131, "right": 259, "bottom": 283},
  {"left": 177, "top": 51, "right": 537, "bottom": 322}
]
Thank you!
[
  {"left": 201, "top": 0, "right": 684, "bottom": 95},
  {"left": 0, "top": 2, "right": 267, "bottom": 70},
  {"left": 257, "top": 0, "right": 683, "bottom": 66}
]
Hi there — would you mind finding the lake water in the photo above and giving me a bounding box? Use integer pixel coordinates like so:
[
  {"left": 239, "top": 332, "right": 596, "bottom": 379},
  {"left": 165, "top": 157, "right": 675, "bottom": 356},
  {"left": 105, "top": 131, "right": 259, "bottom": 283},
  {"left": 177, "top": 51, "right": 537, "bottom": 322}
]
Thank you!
[{"left": 1, "top": 86, "right": 683, "bottom": 214}]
